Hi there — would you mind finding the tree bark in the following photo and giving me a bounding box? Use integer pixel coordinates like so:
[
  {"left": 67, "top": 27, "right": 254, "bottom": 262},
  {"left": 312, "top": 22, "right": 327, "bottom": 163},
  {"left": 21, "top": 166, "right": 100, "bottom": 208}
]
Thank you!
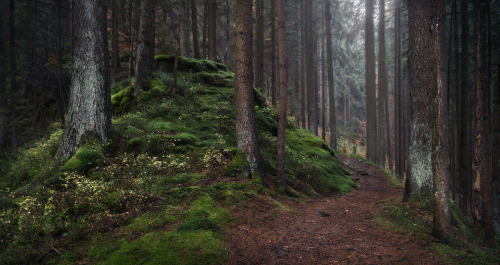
[
  {"left": 305, "top": 0, "right": 317, "bottom": 135},
  {"left": 377, "top": 0, "right": 387, "bottom": 167},
  {"left": 207, "top": 0, "right": 216, "bottom": 60},
  {"left": 277, "top": 0, "right": 287, "bottom": 189},
  {"left": 0, "top": 1, "right": 6, "bottom": 148},
  {"left": 405, "top": 0, "right": 433, "bottom": 199},
  {"left": 300, "top": 0, "right": 306, "bottom": 129},
  {"left": 473, "top": 0, "right": 494, "bottom": 245},
  {"left": 431, "top": 0, "right": 451, "bottom": 241},
  {"left": 135, "top": 0, "right": 156, "bottom": 91},
  {"left": 365, "top": 0, "right": 377, "bottom": 162},
  {"left": 254, "top": 0, "right": 264, "bottom": 93},
  {"left": 325, "top": 0, "right": 336, "bottom": 151},
  {"left": 9, "top": 0, "right": 17, "bottom": 149},
  {"left": 128, "top": 0, "right": 135, "bottom": 77},
  {"left": 321, "top": 11, "right": 326, "bottom": 141},
  {"left": 202, "top": 0, "right": 208, "bottom": 59},
  {"left": 234, "top": 0, "right": 265, "bottom": 178},
  {"left": 180, "top": 0, "right": 191, "bottom": 57},
  {"left": 271, "top": 0, "right": 277, "bottom": 106},
  {"left": 191, "top": 0, "right": 201, "bottom": 59},
  {"left": 111, "top": 0, "right": 119, "bottom": 86},
  {"left": 493, "top": 39, "right": 500, "bottom": 234},
  {"left": 458, "top": 0, "right": 471, "bottom": 213},
  {"left": 394, "top": 0, "right": 401, "bottom": 176},
  {"left": 58, "top": 0, "right": 111, "bottom": 160}
]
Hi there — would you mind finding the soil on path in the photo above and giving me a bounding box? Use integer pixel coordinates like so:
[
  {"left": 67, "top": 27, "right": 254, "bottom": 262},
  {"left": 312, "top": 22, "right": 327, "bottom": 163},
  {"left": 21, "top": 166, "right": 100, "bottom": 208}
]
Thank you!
[{"left": 224, "top": 156, "right": 445, "bottom": 265}]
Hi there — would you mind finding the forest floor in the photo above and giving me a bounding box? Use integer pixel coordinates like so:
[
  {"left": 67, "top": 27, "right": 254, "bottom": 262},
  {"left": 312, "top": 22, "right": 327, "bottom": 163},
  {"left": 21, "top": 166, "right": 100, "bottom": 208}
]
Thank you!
[{"left": 224, "top": 156, "right": 445, "bottom": 265}]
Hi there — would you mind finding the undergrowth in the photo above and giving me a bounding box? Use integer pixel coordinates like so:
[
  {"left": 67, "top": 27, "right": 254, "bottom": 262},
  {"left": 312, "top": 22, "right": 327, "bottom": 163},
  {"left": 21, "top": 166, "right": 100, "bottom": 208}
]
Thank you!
[
  {"left": 0, "top": 55, "right": 352, "bottom": 264},
  {"left": 373, "top": 196, "right": 500, "bottom": 264}
]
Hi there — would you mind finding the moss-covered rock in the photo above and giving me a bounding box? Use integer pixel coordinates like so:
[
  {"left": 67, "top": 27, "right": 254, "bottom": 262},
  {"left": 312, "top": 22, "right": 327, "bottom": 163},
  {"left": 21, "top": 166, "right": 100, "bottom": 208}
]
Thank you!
[
  {"left": 111, "top": 86, "right": 134, "bottom": 115},
  {"left": 155, "top": 55, "right": 228, "bottom": 74},
  {"left": 61, "top": 146, "right": 104, "bottom": 173}
]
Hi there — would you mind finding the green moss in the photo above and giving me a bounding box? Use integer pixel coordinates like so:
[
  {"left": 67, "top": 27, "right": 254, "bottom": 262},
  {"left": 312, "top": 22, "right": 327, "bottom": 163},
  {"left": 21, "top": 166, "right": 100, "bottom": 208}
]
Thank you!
[
  {"left": 61, "top": 146, "right": 104, "bottom": 173},
  {"left": 100, "top": 230, "right": 226, "bottom": 265},
  {"left": 111, "top": 86, "right": 134, "bottom": 115},
  {"left": 172, "top": 132, "right": 200, "bottom": 145},
  {"left": 155, "top": 55, "right": 227, "bottom": 74},
  {"left": 224, "top": 150, "right": 248, "bottom": 177},
  {"left": 178, "top": 195, "right": 233, "bottom": 232}
]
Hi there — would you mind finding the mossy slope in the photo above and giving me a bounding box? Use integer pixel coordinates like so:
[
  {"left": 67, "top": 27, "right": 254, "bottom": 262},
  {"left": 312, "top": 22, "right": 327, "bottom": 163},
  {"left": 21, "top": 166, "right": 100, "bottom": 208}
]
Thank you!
[{"left": 0, "top": 55, "right": 352, "bottom": 264}]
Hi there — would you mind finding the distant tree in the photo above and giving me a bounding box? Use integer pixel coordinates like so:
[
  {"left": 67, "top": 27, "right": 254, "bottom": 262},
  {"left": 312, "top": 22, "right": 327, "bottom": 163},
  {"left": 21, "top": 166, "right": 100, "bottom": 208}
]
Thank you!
[
  {"left": 325, "top": 0, "right": 336, "bottom": 151},
  {"left": 271, "top": 0, "right": 277, "bottom": 106},
  {"left": 110, "top": 0, "right": 119, "bottom": 86},
  {"left": 135, "top": 0, "right": 156, "bottom": 91},
  {"left": 305, "top": 0, "right": 317, "bottom": 135},
  {"left": 191, "top": 0, "right": 201, "bottom": 59},
  {"left": 207, "top": 0, "right": 216, "bottom": 60},
  {"left": 234, "top": 0, "right": 265, "bottom": 178},
  {"left": 254, "top": 0, "right": 264, "bottom": 94},
  {"left": 365, "top": 0, "right": 377, "bottom": 162},
  {"left": 58, "top": 0, "right": 111, "bottom": 159},
  {"left": 179, "top": 0, "right": 190, "bottom": 57},
  {"left": 277, "top": 0, "right": 287, "bottom": 188},
  {"left": 377, "top": 0, "right": 387, "bottom": 167}
]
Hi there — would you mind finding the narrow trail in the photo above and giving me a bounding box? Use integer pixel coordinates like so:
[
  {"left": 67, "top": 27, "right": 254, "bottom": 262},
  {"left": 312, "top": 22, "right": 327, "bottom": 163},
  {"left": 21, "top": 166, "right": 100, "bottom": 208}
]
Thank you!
[{"left": 224, "top": 156, "right": 444, "bottom": 265}]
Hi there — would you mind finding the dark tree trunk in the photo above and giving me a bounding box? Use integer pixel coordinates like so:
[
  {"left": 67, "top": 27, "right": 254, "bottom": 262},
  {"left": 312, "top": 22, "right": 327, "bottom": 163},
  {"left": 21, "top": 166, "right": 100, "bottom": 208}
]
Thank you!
[
  {"left": 9, "top": 0, "right": 17, "bottom": 149},
  {"left": 377, "top": 0, "right": 387, "bottom": 167},
  {"left": 111, "top": 0, "right": 119, "bottom": 86},
  {"left": 191, "top": 0, "right": 201, "bottom": 59},
  {"left": 202, "top": 0, "right": 208, "bottom": 59},
  {"left": 379, "top": 0, "right": 392, "bottom": 171},
  {"left": 135, "top": 0, "right": 156, "bottom": 91},
  {"left": 321, "top": 12, "right": 326, "bottom": 141},
  {"left": 431, "top": 0, "right": 451, "bottom": 241},
  {"left": 277, "top": 0, "right": 287, "bottom": 188},
  {"left": 365, "top": 0, "right": 377, "bottom": 162},
  {"left": 180, "top": 0, "right": 190, "bottom": 57},
  {"left": 459, "top": 0, "right": 471, "bottom": 213},
  {"left": 305, "top": 0, "right": 317, "bottom": 135},
  {"left": 493, "top": 40, "right": 500, "bottom": 234},
  {"left": 473, "top": 0, "right": 494, "bottom": 245},
  {"left": 271, "top": 0, "right": 277, "bottom": 106},
  {"left": 300, "top": 0, "right": 306, "bottom": 129},
  {"left": 394, "top": 0, "right": 401, "bottom": 176},
  {"left": 207, "top": 0, "right": 216, "bottom": 60},
  {"left": 405, "top": 0, "right": 433, "bottom": 199},
  {"left": 326, "top": 0, "right": 336, "bottom": 151},
  {"left": 58, "top": 0, "right": 111, "bottom": 160},
  {"left": 254, "top": 0, "right": 264, "bottom": 93},
  {"left": 128, "top": 0, "right": 135, "bottom": 77},
  {"left": 0, "top": 1, "right": 6, "bottom": 148},
  {"left": 234, "top": 0, "right": 265, "bottom": 178}
]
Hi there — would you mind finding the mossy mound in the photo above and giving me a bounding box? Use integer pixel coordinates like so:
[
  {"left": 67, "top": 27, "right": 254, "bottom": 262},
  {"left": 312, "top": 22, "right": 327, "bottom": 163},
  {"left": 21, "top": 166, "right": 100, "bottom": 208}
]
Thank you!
[
  {"left": 0, "top": 56, "right": 353, "bottom": 264},
  {"left": 155, "top": 54, "right": 228, "bottom": 73}
]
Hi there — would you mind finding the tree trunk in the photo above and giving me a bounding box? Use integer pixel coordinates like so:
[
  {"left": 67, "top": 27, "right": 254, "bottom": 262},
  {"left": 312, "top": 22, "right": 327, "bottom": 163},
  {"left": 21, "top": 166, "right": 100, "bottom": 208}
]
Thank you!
[
  {"left": 128, "top": 0, "right": 135, "bottom": 77},
  {"left": 58, "top": 0, "right": 111, "bottom": 160},
  {"left": 202, "top": 0, "right": 208, "bottom": 59},
  {"left": 493, "top": 40, "right": 500, "bottom": 234},
  {"left": 9, "top": 0, "right": 17, "bottom": 149},
  {"left": 305, "top": 0, "right": 317, "bottom": 135},
  {"left": 394, "top": 0, "right": 401, "bottom": 176},
  {"left": 0, "top": 1, "right": 6, "bottom": 148},
  {"left": 365, "top": 0, "right": 377, "bottom": 162},
  {"left": 111, "top": 0, "right": 119, "bottom": 86},
  {"left": 405, "top": 0, "right": 433, "bottom": 199},
  {"left": 234, "top": 0, "right": 265, "bottom": 178},
  {"left": 459, "top": 0, "right": 471, "bottom": 213},
  {"left": 326, "top": 0, "right": 336, "bottom": 151},
  {"left": 321, "top": 12, "right": 326, "bottom": 141},
  {"left": 431, "top": 0, "right": 451, "bottom": 241},
  {"left": 301, "top": 0, "right": 306, "bottom": 129},
  {"left": 379, "top": 0, "right": 392, "bottom": 171},
  {"left": 191, "top": 0, "right": 201, "bottom": 59},
  {"left": 473, "top": 0, "right": 494, "bottom": 245},
  {"left": 254, "top": 0, "right": 264, "bottom": 93},
  {"left": 277, "top": 0, "right": 287, "bottom": 188},
  {"left": 207, "top": 0, "right": 216, "bottom": 60},
  {"left": 180, "top": 0, "right": 191, "bottom": 57},
  {"left": 135, "top": 0, "right": 156, "bottom": 91},
  {"left": 271, "top": 0, "right": 277, "bottom": 106},
  {"left": 377, "top": 0, "right": 387, "bottom": 167}
]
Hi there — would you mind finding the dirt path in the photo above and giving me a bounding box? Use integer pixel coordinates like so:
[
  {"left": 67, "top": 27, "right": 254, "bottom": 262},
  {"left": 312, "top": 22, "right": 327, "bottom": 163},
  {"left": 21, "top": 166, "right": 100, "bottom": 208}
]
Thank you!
[{"left": 224, "top": 156, "right": 445, "bottom": 265}]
